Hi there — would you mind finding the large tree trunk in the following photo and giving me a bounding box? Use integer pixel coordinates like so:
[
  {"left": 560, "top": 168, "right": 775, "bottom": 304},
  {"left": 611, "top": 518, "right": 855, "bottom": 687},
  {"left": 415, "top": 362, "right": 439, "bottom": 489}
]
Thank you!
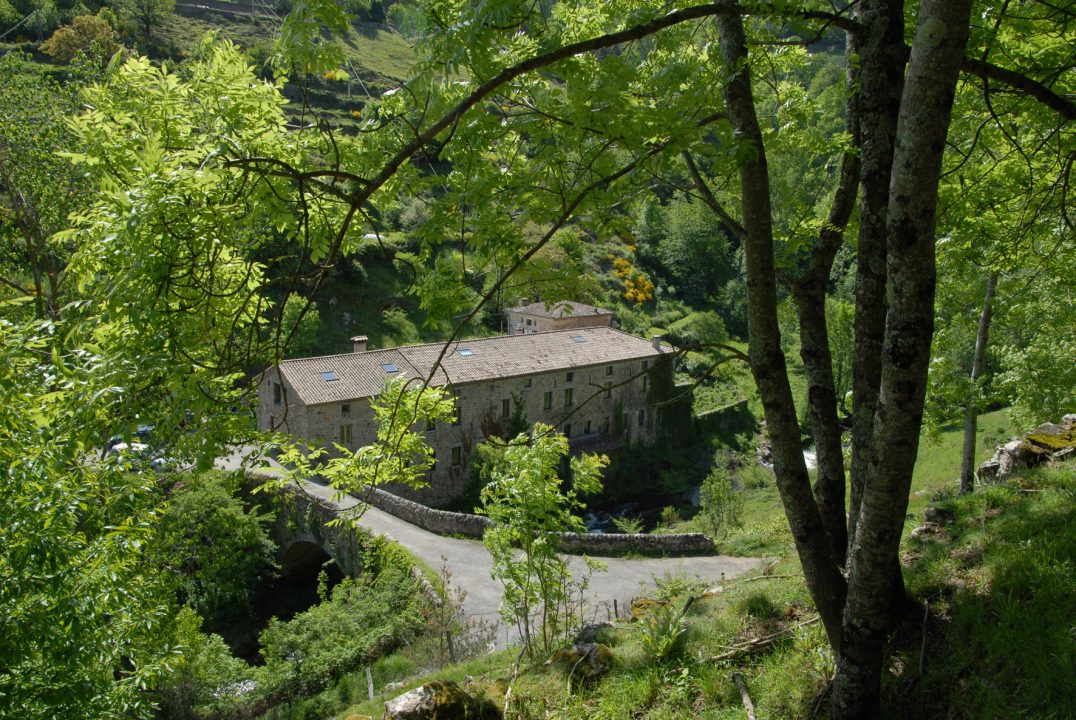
[
  {"left": 847, "top": 0, "right": 908, "bottom": 546},
  {"left": 716, "top": 7, "right": 847, "bottom": 650},
  {"left": 960, "top": 272, "right": 997, "bottom": 494},
  {"left": 831, "top": 1, "right": 973, "bottom": 716},
  {"left": 790, "top": 27, "right": 862, "bottom": 570}
]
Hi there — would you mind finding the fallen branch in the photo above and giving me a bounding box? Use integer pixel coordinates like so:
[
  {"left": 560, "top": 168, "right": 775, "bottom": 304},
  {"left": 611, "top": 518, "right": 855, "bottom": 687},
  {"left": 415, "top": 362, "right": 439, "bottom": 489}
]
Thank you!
[
  {"left": 733, "top": 672, "right": 758, "bottom": 720},
  {"left": 502, "top": 643, "right": 527, "bottom": 717},
  {"left": 732, "top": 574, "right": 797, "bottom": 584},
  {"left": 710, "top": 616, "right": 820, "bottom": 662}
]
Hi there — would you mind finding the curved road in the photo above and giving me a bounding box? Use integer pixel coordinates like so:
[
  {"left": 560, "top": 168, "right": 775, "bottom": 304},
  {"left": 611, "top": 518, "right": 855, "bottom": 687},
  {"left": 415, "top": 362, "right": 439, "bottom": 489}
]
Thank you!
[
  {"left": 221, "top": 448, "right": 760, "bottom": 643},
  {"left": 300, "top": 480, "right": 760, "bottom": 644}
]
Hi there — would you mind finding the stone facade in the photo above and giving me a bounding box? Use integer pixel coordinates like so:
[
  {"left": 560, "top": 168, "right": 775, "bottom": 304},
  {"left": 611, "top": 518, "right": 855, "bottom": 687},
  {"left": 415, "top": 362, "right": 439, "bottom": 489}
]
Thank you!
[
  {"left": 505, "top": 300, "right": 615, "bottom": 335},
  {"left": 258, "top": 328, "right": 678, "bottom": 507}
]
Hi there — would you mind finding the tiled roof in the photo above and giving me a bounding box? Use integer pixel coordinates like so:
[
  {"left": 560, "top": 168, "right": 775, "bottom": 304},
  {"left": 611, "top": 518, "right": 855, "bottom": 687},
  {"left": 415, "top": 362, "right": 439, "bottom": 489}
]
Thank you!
[
  {"left": 277, "top": 327, "right": 666, "bottom": 406},
  {"left": 506, "top": 300, "right": 613, "bottom": 319}
]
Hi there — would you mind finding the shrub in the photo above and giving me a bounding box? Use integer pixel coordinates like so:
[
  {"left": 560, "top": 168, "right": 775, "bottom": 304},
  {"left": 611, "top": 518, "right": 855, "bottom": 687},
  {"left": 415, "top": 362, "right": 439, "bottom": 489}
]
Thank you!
[
  {"left": 658, "top": 505, "right": 681, "bottom": 528},
  {"left": 612, "top": 515, "right": 644, "bottom": 534},
  {"left": 258, "top": 552, "right": 426, "bottom": 696},
  {"left": 478, "top": 425, "right": 607, "bottom": 656},
  {"left": 152, "top": 472, "right": 277, "bottom": 625},
  {"left": 41, "top": 14, "right": 118, "bottom": 62},
  {"left": 698, "top": 464, "right": 744, "bottom": 540},
  {"left": 739, "top": 463, "right": 773, "bottom": 489},
  {"left": 640, "top": 604, "right": 687, "bottom": 663}
]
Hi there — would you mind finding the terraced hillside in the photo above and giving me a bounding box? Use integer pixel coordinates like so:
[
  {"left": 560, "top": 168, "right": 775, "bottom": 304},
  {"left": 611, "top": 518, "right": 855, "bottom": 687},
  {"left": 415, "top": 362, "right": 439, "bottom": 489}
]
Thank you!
[{"left": 168, "top": 2, "right": 417, "bottom": 124}]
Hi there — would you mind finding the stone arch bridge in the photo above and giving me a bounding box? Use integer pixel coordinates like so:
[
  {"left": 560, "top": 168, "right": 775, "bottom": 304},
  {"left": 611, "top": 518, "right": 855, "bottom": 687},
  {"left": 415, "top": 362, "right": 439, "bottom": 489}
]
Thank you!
[{"left": 272, "top": 483, "right": 368, "bottom": 581}]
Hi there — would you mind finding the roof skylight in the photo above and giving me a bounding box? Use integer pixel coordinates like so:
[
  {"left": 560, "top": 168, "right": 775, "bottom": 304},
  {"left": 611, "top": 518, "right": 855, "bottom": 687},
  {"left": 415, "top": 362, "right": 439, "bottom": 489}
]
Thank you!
[
  {"left": 320, "top": 371, "right": 340, "bottom": 381},
  {"left": 457, "top": 348, "right": 474, "bottom": 357},
  {"left": 380, "top": 363, "right": 399, "bottom": 373},
  {"left": 570, "top": 335, "right": 586, "bottom": 343}
]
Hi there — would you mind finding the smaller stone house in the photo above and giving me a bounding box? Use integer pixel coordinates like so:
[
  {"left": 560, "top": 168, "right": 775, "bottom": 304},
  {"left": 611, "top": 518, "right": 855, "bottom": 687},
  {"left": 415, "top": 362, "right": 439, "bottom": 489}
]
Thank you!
[
  {"left": 505, "top": 300, "right": 615, "bottom": 335},
  {"left": 258, "top": 327, "right": 675, "bottom": 506}
]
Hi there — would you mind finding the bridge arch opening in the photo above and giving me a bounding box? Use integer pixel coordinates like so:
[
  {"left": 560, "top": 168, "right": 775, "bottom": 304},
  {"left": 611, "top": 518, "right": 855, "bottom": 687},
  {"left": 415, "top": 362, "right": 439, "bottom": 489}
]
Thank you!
[{"left": 263, "top": 541, "right": 345, "bottom": 622}]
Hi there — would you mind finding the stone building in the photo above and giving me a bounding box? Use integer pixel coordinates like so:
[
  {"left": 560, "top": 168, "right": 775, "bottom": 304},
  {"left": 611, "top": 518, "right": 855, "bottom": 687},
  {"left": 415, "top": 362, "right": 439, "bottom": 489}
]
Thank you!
[
  {"left": 258, "top": 327, "right": 676, "bottom": 506},
  {"left": 504, "top": 300, "right": 615, "bottom": 335}
]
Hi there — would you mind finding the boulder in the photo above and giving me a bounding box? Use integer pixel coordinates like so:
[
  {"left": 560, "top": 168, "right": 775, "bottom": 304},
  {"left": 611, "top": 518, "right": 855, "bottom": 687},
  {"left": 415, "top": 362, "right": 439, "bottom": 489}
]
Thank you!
[
  {"left": 976, "top": 458, "right": 1001, "bottom": 484},
  {"left": 923, "top": 506, "right": 956, "bottom": 526},
  {"left": 384, "top": 680, "right": 499, "bottom": 720},
  {"left": 629, "top": 597, "right": 671, "bottom": 621},
  {"left": 544, "top": 642, "right": 614, "bottom": 681},
  {"left": 910, "top": 522, "right": 944, "bottom": 543},
  {"left": 574, "top": 622, "right": 614, "bottom": 645}
]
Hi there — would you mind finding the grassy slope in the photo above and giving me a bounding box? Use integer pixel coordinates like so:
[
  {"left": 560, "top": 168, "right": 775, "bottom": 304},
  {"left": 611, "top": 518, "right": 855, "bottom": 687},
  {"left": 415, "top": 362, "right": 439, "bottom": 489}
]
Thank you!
[{"left": 673, "top": 408, "right": 1016, "bottom": 557}]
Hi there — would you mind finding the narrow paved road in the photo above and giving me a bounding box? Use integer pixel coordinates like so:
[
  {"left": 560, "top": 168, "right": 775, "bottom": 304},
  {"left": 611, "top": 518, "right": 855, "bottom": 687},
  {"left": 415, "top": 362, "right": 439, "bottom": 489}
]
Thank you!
[
  {"left": 301, "top": 480, "right": 760, "bottom": 644},
  {"left": 221, "top": 449, "right": 760, "bottom": 643}
]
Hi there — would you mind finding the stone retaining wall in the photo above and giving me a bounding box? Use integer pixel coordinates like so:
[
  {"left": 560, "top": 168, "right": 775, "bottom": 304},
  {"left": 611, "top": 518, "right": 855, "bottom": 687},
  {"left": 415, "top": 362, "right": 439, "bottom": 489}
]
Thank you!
[{"left": 366, "top": 486, "right": 715, "bottom": 556}]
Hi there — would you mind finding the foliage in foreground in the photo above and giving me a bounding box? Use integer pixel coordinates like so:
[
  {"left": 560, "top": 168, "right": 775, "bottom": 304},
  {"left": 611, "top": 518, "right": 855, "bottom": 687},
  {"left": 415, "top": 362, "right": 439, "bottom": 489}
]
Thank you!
[
  {"left": 152, "top": 472, "right": 278, "bottom": 627},
  {"left": 479, "top": 424, "right": 607, "bottom": 657}
]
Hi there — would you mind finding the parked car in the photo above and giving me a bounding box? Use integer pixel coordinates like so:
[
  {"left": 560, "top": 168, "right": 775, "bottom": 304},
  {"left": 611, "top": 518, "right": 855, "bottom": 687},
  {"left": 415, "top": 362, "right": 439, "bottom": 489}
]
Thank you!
[{"left": 105, "top": 439, "right": 170, "bottom": 472}]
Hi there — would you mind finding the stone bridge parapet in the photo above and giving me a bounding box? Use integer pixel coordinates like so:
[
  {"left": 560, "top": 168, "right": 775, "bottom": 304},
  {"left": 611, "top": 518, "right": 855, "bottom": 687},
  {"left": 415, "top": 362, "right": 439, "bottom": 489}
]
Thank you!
[{"left": 364, "top": 486, "right": 716, "bottom": 556}]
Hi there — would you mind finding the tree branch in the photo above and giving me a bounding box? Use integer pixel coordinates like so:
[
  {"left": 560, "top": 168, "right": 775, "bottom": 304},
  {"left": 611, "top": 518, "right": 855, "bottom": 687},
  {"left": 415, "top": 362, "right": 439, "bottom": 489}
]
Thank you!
[
  {"left": 681, "top": 150, "right": 747, "bottom": 240},
  {"left": 961, "top": 57, "right": 1076, "bottom": 120},
  {"left": 349, "top": 2, "right": 861, "bottom": 215}
]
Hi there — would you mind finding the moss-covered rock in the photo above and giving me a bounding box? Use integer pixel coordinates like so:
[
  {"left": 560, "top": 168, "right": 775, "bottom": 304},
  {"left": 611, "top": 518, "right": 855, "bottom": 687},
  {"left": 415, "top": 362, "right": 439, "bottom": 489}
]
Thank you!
[
  {"left": 383, "top": 679, "right": 500, "bottom": 720},
  {"left": 543, "top": 642, "right": 614, "bottom": 681},
  {"left": 1022, "top": 423, "right": 1076, "bottom": 453},
  {"left": 629, "top": 597, "right": 671, "bottom": 621}
]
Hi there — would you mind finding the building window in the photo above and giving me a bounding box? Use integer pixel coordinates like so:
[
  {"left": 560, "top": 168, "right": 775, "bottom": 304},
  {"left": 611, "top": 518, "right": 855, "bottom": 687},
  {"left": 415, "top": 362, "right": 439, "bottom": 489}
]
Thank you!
[
  {"left": 564, "top": 388, "right": 573, "bottom": 407},
  {"left": 341, "top": 403, "right": 351, "bottom": 416},
  {"left": 584, "top": 419, "right": 592, "bottom": 434},
  {"left": 642, "top": 360, "right": 649, "bottom": 370},
  {"left": 451, "top": 446, "right": 462, "bottom": 466},
  {"left": 523, "top": 378, "right": 532, "bottom": 388},
  {"left": 638, "top": 410, "right": 645, "bottom": 427},
  {"left": 566, "top": 371, "right": 574, "bottom": 382},
  {"left": 601, "top": 416, "right": 610, "bottom": 434},
  {"left": 501, "top": 398, "right": 510, "bottom": 418},
  {"left": 273, "top": 382, "right": 282, "bottom": 404},
  {"left": 339, "top": 424, "right": 353, "bottom": 446},
  {"left": 604, "top": 382, "right": 611, "bottom": 399},
  {"left": 452, "top": 389, "right": 461, "bottom": 426},
  {"left": 426, "top": 417, "right": 436, "bottom": 431},
  {"left": 642, "top": 375, "right": 648, "bottom": 391},
  {"left": 606, "top": 365, "right": 613, "bottom": 376},
  {"left": 544, "top": 391, "right": 552, "bottom": 410},
  {"left": 525, "top": 319, "right": 533, "bottom": 326},
  {"left": 564, "top": 423, "right": 572, "bottom": 438},
  {"left": 430, "top": 449, "right": 436, "bottom": 471}
]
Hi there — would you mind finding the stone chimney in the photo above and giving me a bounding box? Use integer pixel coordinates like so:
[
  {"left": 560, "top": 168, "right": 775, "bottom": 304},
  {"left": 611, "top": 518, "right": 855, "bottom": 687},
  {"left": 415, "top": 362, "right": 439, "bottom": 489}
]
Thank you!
[
  {"left": 351, "top": 335, "right": 368, "bottom": 353},
  {"left": 651, "top": 335, "right": 662, "bottom": 351}
]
